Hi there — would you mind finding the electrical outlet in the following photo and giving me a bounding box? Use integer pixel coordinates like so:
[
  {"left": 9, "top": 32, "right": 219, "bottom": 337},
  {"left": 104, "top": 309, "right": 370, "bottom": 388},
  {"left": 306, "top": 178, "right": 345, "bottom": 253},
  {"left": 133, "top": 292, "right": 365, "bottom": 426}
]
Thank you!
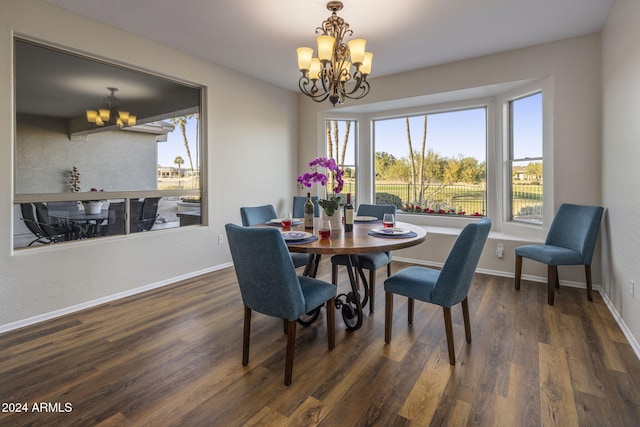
[
  {"left": 218, "top": 234, "right": 224, "bottom": 244},
  {"left": 631, "top": 280, "right": 635, "bottom": 298},
  {"left": 496, "top": 243, "right": 504, "bottom": 258}
]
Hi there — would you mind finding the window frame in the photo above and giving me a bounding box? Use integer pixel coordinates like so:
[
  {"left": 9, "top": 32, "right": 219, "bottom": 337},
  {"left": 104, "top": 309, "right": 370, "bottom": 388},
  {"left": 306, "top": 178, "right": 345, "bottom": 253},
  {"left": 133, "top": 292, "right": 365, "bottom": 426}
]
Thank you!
[{"left": 317, "top": 77, "right": 552, "bottom": 239}]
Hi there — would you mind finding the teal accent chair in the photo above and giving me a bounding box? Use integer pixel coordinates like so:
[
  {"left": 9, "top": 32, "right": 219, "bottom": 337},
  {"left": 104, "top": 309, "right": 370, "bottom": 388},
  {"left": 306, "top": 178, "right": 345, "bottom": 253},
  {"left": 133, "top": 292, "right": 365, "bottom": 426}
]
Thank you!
[
  {"left": 240, "top": 205, "right": 310, "bottom": 269},
  {"left": 225, "top": 224, "right": 336, "bottom": 385},
  {"left": 292, "top": 195, "right": 320, "bottom": 218},
  {"left": 384, "top": 218, "right": 491, "bottom": 365},
  {"left": 515, "top": 203, "right": 604, "bottom": 305},
  {"left": 331, "top": 204, "right": 397, "bottom": 313}
]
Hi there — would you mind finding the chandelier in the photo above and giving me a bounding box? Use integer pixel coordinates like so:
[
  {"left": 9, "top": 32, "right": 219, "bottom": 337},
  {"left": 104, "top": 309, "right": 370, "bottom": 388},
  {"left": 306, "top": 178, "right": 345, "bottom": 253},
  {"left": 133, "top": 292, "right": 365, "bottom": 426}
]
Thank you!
[
  {"left": 86, "top": 87, "right": 137, "bottom": 128},
  {"left": 296, "top": 1, "right": 373, "bottom": 106}
]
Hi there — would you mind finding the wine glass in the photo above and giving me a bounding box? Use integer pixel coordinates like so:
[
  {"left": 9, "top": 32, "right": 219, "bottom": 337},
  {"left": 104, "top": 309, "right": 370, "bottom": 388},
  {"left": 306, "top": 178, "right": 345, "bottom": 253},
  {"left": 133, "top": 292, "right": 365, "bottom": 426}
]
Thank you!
[
  {"left": 319, "top": 220, "right": 332, "bottom": 239},
  {"left": 382, "top": 213, "right": 395, "bottom": 228},
  {"left": 281, "top": 212, "right": 292, "bottom": 230}
]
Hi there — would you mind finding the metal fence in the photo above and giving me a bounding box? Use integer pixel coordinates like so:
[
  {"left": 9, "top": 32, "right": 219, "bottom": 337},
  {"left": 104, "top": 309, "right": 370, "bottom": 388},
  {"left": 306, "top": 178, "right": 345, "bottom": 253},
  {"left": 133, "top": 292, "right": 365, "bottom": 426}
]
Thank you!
[{"left": 340, "top": 181, "right": 543, "bottom": 219}]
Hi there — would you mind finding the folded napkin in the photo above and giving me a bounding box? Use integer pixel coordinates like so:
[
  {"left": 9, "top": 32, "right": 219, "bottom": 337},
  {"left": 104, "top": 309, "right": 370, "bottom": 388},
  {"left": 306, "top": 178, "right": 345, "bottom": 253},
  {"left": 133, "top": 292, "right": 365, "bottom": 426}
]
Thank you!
[{"left": 368, "top": 230, "right": 418, "bottom": 238}]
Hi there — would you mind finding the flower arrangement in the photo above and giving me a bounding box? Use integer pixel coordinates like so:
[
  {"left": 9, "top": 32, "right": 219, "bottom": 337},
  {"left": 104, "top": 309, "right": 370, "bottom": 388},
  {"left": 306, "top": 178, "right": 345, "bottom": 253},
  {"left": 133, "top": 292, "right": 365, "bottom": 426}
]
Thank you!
[
  {"left": 88, "top": 188, "right": 106, "bottom": 203},
  {"left": 297, "top": 157, "right": 345, "bottom": 216}
]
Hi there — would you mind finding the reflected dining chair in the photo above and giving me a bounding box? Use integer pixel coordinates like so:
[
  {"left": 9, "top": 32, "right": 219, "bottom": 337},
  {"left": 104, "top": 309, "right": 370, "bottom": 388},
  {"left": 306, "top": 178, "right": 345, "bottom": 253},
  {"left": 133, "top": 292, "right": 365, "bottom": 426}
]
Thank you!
[
  {"left": 240, "top": 205, "right": 310, "bottom": 269},
  {"left": 515, "top": 203, "right": 604, "bottom": 305},
  {"left": 331, "top": 204, "right": 397, "bottom": 313},
  {"left": 292, "top": 195, "right": 320, "bottom": 218},
  {"left": 384, "top": 218, "right": 491, "bottom": 365},
  {"left": 225, "top": 224, "right": 336, "bottom": 385}
]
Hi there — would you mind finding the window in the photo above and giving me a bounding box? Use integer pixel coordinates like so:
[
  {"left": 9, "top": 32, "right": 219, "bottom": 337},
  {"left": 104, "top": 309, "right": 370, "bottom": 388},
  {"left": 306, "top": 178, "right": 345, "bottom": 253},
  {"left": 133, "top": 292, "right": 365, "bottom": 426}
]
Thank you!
[
  {"left": 13, "top": 39, "right": 203, "bottom": 249},
  {"left": 508, "top": 92, "right": 543, "bottom": 224},
  {"left": 373, "top": 108, "right": 487, "bottom": 216},
  {"left": 325, "top": 119, "right": 357, "bottom": 201}
]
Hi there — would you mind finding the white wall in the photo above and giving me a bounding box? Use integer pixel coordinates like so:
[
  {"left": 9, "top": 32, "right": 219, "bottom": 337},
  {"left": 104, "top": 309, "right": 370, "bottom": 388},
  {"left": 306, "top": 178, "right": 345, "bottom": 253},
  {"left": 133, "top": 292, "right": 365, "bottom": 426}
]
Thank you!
[
  {"left": 16, "top": 114, "right": 159, "bottom": 193},
  {"left": 298, "top": 34, "right": 602, "bottom": 283},
  {"left": 601, "top": 0, "right": 640, "bottom": 348},
  {"left": 0, "top": 0, "right": 298, "bottom": 328}
]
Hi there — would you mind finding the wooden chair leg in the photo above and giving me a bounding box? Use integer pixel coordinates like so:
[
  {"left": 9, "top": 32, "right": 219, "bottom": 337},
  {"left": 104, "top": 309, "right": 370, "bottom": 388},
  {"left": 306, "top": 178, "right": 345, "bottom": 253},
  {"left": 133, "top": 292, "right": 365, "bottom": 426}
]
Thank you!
[
  {"left": 547, "top": 265, "right": 557, "bottom": 305},
  {"left": 443, "top": 307, "right": 456, "bottom": 365},
  {"left": 585, "top": 264, "right": 593, "bottom": 301},
  {"left": 461, "top": 297, "right": 472, "bottom": 344},
  {"left": 385, "top": 292, "right": 393, "bottom": 343},
  {"left": 327, "top": 298, "right": 335, "bottom": 350},
  {"left": 283, "top": 319, "right": 288, "bottom": 334},
  {"left": 515, "top": 255, "right": 523, "bottom": 290},
  {"left": 369, "top": 269, "right": 376, "bottom": 313},
  {"left": 408, "top": 298, "right": 414, "bottom": 324},
  {"left": 243, "top": 307, "right": 251, "bottom": 366},
  {"left": 284, "top": 320, "right": 297, "bottom": 386},
  {"left": 332, "top": 263, "right": 338, "bottom": 285}
]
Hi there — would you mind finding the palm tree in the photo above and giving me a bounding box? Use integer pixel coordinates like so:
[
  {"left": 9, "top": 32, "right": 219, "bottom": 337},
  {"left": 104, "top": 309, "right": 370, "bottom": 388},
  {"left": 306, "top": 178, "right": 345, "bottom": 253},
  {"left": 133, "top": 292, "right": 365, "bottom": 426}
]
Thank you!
[
  {"left": 169, "top": 116, "right": 195, "bottom": 174},
  {"left": 174, "top": 156, "right": 184, "bottom": 177}
]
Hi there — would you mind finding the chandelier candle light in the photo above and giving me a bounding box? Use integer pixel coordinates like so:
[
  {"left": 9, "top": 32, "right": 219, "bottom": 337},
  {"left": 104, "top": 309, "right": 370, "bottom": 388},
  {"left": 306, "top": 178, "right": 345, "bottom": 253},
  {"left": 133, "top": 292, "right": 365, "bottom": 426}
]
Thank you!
[
  {"left": 296, "top": 1, "right": 373, "bottom": 106},
  {"left": 86, "top": 87, "right": 137, "bottom": 128}
]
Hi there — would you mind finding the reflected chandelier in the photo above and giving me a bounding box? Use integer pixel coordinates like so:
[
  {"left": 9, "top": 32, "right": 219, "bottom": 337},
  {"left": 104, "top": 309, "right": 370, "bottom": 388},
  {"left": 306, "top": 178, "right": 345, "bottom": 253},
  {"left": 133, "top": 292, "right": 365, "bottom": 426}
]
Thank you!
[
  {"left": 296, "top": 1, "right": 372, "bottom": 106},
  {"left": 86, "top": 87, "right": 137, "bottom": 128}
]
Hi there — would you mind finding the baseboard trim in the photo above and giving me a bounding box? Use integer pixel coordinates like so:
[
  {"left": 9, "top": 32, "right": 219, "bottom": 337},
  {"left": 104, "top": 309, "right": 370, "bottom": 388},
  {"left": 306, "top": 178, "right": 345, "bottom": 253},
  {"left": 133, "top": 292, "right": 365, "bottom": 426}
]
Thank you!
[
  {"left": 0, "top": 262, "right": 233, "bottom": 334},
  {"left": 599, "top": 290, "right": 640, "bottom": 360}
]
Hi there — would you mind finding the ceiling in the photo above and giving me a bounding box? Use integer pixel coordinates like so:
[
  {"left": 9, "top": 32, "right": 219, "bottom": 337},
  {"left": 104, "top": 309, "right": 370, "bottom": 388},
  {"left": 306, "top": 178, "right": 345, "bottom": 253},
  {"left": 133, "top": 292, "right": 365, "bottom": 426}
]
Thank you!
[{"left": 40, "top": 0, "right": 612, "bottom": 92}]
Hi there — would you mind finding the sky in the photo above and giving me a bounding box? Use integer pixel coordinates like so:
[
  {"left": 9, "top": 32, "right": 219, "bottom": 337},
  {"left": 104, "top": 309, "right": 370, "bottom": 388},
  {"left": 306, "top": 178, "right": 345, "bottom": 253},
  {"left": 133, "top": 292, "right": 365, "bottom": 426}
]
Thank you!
[
  {"left": 157, "top": 116, "right": 199, "bottom": 168},
  {"left": 334, "top": 92, "right": 542, "bottom": 164}
]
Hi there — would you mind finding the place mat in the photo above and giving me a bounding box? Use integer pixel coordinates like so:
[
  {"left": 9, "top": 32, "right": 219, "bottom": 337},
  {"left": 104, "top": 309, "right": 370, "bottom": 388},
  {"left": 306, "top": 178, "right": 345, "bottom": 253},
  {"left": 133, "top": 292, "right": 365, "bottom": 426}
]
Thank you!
[
  {"left": 355, "top": 219, "right": 382, "bottom": 223},
  {"left": 368, "top": 230, "right": 418, "bottom": 238},
  {"left": 286, "top": 235, "right": 318, "bottom": 244}
]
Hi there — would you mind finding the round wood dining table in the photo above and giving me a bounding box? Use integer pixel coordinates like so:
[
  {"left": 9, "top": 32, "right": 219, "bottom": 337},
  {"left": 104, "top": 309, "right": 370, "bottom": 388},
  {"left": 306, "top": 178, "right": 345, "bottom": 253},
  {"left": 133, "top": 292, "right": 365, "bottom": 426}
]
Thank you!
[{"left": 280, "top": 219, "right": 427, "bottom": 330}]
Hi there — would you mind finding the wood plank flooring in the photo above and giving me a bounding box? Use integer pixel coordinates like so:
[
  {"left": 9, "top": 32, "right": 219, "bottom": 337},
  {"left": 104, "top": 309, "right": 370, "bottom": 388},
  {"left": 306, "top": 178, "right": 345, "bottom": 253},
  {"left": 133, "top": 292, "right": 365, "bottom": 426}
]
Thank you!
[{"left": 1, "top": 259, "right": 640, "bottom": 426}]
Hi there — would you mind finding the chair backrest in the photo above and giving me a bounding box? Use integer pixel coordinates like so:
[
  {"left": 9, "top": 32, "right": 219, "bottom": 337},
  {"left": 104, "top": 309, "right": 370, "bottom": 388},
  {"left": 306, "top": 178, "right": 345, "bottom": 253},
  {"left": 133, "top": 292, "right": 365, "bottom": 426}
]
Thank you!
[
  {"left": 140, "top": 197, "right": 161, "bottom": 231},
  {"left": 106, "top": 202, "right": 125, "bottom": 235},
  {"left": 33, "top": 202, "right": 63, "bottom": 238},
  {"left": 292, "top": 196, "right": 320, "bottom": 218},
  {"left": 240, "top": 205, "right": 277, "bottom": 226},
  {"left": 130, "top": 199, "right": 144, "bottom": 232},
  {"left": 357, "top": 204, "right": 396, "bottom": 220},
  {"left": 225, "top": 223, "right": 306, "bottom": 320},
  {"left": 33, "top": 202, "right": 52, "bottom": 224},
  {"left": 545, "top": 203, "right": 604, "bottom": 264},
  {"left": 432, "top": 218, "right": 492, "bottom": 307},
  {"left": 20, "top": 203, "right": 43, "bottom": 237}
]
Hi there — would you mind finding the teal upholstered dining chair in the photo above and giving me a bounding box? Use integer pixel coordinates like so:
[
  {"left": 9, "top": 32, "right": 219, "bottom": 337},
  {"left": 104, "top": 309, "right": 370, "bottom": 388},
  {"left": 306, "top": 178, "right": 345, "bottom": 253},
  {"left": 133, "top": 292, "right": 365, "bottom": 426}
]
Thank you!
[
  {"left": 292, "top": 195, "right": 320, "bottom": 218},
  {"left": 384, "top": 218, "right": 491, "bottom": 365},
  {"left": 225, "top": 224, "right": 336, "bottom": 386},
  {"left": 240, "top": 205, "right": 310, "bottom": 269},
  {"left": 515, "top": 203, "right": 604, "bottom": 305},
  {"left": 331, "top": 204, "right": 397, "bottom": 313}
]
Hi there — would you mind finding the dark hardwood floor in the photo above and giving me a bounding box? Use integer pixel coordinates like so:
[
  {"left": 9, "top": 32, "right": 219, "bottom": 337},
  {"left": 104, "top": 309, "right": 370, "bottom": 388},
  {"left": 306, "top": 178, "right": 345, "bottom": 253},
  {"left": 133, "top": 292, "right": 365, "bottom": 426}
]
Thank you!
[{"left": 1, "top": 259, "right": 640, "bottom": 426}]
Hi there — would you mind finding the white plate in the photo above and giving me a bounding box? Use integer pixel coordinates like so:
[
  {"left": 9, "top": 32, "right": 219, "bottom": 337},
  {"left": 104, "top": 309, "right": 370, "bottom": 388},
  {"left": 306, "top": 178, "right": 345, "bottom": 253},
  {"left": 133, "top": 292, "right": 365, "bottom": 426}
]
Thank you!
[
  {"left": 281, "top": 231, "right": 314, "bottom": 241},
  {"left": 371, "top": 227, "right": 411, "bottom": 235},
  {"left": 270, "top": 218, "right": 302, "bottom": 224},
  {"left": 355, "top": 216, "right": 378, "bottom": 222}
]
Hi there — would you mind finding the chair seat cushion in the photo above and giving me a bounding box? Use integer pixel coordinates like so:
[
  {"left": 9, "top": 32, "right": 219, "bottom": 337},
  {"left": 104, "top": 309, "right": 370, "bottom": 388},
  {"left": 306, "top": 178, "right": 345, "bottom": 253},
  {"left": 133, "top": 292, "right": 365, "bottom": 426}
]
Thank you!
[
  {"left": 299, "top": 276, "right": 337, "bottom": 313},
  {"left": 290, "top": 253, "right": 311, "bottom": 269},
  {"left": 384, "top": 266, "right": 440, "bottom": 303},
  {"left": 515, "top": 244, "right": 583, "bottom": 265},
  {"left": 331, "top": 252, "right": 391, "bottom": 270}
]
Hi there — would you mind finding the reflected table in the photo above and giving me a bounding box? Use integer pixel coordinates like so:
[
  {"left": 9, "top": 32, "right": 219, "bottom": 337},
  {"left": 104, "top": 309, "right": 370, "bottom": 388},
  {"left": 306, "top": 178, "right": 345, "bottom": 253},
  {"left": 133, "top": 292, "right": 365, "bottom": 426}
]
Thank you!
[{"left": 49, "top": 210, "right": 109, "bottom": 238}]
